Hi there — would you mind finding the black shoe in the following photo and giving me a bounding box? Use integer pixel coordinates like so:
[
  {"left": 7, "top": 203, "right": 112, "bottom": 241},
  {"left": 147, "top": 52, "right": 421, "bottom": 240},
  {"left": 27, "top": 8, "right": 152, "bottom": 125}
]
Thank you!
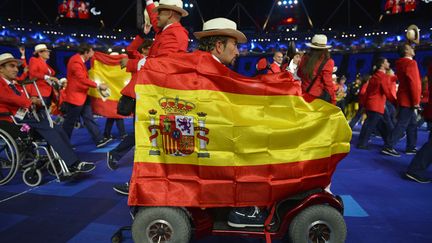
[
  {"left": 381, "top": 148, "right": 401, "bottom": 157},
  {"left": 113, "top": 182, "right": 129, "bottom": 195},
  {"left": 96, "top": 137, "right": 113, "bottom": 148},
  {"left": 405, "top": 172, "right": 431, "bottom": 183},
  {"left": 107, "top": 151, "right": 118, "bottom": 171},
  {"left": 227, "top": 206, "right": 269, "bottom": 228},
  {"left": 70, "top": 161, "right": 96, "bottom": 173},
  {"left": 405, "top": 148, "right": 417, "bottom": 155},
  {"left": 356, "top": 144, "right": 369, "bottom": 150}
]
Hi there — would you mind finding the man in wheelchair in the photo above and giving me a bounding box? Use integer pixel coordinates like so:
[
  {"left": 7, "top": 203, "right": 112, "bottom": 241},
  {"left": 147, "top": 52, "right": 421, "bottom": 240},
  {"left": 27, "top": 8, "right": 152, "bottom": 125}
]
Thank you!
[{"left": 0, "top": 53, "right": 95, "bottom": 175}]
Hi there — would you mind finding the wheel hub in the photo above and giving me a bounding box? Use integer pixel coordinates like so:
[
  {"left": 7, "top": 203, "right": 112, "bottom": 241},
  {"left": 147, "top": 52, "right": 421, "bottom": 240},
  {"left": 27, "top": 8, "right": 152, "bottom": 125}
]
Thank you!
[
  {"left": 308, "top": 220, "right": 332, "bottom": 243},
  {"left": 146, "top": 219, "right": 173, "bottom": 243}
]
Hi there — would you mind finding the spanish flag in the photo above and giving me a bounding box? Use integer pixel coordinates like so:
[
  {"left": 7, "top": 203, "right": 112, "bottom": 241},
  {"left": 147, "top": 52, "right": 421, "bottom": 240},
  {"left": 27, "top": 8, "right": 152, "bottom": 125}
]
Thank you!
[
  {"left": 129, "top": 51, "right": 351, "bottom": 207},
  {"left": 88, "top": 52, "right": 131, "bottom": 118}
]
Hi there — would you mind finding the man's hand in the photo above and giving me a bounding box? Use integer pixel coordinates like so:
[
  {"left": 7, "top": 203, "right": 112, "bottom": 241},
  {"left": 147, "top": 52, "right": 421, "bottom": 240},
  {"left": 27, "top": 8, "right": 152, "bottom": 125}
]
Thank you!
[
  {"left": 144, "top": 23, "right": 152, "bottom": 35},
  {"left": 120, "top": 58, "right": 128, "bottom": 69},
  {"left": 98, "top": 83, "right": 108, "bottom": 91},
  {"left": 19, "top": 46, "right": 25, "bottom": 56},
  {"left": 49, "top": 77, "right": 59, "bottom": 83},
  {"left": 30, "top": 97, "right": 42, "bottom": 107}
]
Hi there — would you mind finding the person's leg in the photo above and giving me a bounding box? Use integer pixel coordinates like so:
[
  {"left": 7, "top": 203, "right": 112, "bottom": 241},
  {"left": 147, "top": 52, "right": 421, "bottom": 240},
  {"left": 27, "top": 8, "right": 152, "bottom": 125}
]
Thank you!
[
  {"left": 357, "top": 111, "right": 382, "bottom": 148},
  {"left": 24, "top": 117, "right": 79, "bottom": 167},
  {"left": 80, "top": 97, "right": 104, "bottom": 144},
  {"left": 104, "top": 118, "right": 114, "bottom": 138},
  {"left": 110, "top": 132, "right": 135, "bottom": 160},
  {"left": 406, "top": 131, "right": 432, "bottom": 182},
  {"left": 405, "top": 112, "right": 418, "bottom": 151},
  {"left": 62, "top": 102, "right": 83, "bottom": 139},
  {"left": 116, "top": 119, "right": 126, "bottom": 137},
  {"left": 349, "top": 107, "right": 363, "bottom": 129},
  {"left": 387, "top": 107, "right": 414, "bottom": 149}
]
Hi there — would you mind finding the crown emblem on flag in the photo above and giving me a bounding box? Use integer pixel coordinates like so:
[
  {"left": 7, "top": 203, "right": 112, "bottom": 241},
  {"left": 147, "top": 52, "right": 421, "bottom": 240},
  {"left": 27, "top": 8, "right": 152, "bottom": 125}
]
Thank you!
[{"left": 159, "top": 96, "right": 196, "bottom": 115}]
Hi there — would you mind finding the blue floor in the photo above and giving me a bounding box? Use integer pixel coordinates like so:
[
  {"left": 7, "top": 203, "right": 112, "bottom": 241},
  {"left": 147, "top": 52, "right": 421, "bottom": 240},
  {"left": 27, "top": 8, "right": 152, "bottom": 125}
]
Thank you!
[{"left": 1, "top": 118, "right": 431, "bottom": 243}]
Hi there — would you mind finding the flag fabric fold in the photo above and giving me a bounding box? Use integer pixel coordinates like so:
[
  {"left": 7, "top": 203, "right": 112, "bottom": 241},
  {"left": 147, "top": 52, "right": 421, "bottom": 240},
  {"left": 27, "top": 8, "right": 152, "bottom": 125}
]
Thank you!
[
  {"left": 129, "top": 51, "right": 351, "bottom": 207},
  {"left": 88, "top": 51, "right": 131, "bottom": 118}
]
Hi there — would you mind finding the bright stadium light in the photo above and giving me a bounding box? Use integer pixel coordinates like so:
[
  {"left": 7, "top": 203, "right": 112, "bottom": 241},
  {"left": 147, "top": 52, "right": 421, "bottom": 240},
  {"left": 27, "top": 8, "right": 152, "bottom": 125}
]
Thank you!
[{"left": 283, "top": 0, "right": 287, "bottom": 5}]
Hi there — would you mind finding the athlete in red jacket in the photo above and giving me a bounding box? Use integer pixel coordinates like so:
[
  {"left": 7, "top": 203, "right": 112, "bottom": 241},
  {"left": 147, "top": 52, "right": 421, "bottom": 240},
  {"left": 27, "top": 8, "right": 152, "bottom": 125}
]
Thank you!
[
  {"left": 108, "top": 0, "right": 189, "bottom": 177},
  {"left": 28, "top": 44, "right": 59, "bottom": 106},
  {"left": 382, "top": 43, "right": 422, "bottom": 157},
  {"left": 298, "top": 34, "right": 336, "bottom": 104},
  {"left": 267, "top": 51, "right": 283, "bottom": 74},
  {"left": 357, "top": 57, "right": 397, "bottom": 149},
  {"left": 62, "top": 43, "right": 111, "bottom": 148}
]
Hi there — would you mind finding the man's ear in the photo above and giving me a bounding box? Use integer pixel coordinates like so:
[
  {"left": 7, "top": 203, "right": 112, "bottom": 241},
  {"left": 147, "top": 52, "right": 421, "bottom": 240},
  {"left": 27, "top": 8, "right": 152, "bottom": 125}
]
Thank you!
[{"left": 215, "top": 41, "right": 224, "bottom": 54}]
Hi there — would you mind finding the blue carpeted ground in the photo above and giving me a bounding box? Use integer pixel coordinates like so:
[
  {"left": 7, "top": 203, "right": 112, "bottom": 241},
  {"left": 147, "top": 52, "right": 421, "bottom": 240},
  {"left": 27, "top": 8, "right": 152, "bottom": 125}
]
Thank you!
[{"left": 1, "top": 118, "right": 431, "bottom": 243}]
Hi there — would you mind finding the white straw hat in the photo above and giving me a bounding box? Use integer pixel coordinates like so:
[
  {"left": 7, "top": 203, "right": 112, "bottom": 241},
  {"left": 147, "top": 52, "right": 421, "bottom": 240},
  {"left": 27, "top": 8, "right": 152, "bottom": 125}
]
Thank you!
[
  {"left": 193, "top": 18, "right": 247, "bottom": 43},
  {"left": 306, "top": 34, "right": 331, "bottom": 49},
  {"left": 152, "top": 0, "right": 188, "bottom": 17},
  {"left": 0, "top": 53, "right": 22, "bottom": 66},
  {"left": 406, "top": 24, "right": 420, "bottom": 44},
  {"left": 34, "top": 44, "right": 50, "bottom": 54}
]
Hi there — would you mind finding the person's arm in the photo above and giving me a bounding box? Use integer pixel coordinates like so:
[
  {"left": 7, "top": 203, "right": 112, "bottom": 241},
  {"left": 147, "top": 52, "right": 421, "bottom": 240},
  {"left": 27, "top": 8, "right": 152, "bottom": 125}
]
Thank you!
[
  {"left": 127, "top": 35, "right": 145, "bottom": 59},
  {"left": 69, "top": 61, "right": 97, "bottom": 88},
  {"left": 322, "top": 59, "right": 336, "bottom": 104},
  {"left": 0, "top": 90, "right": 32, "bottom": 108},
  {"left": 145, "top": 0, "right": 160, "bottom": 33},
  {"left": 406, "top": 61, "right": 422, "bottom": 107},
  {"left": 382, "top": 74, "right": 397, "bottom": 105}
]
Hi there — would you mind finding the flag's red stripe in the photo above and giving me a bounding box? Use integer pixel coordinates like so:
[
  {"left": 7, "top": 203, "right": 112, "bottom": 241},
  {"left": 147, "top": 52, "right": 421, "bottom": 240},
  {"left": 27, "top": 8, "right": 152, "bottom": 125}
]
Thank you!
[
  {"left": 128, "top": 153, "right": 347, "bottom": 207},
  {"left": 137, "top": 51, "right": 303, "bottom": 97},
  {"left": 90, "top": 97, "right": 126, "bottom": 119}
]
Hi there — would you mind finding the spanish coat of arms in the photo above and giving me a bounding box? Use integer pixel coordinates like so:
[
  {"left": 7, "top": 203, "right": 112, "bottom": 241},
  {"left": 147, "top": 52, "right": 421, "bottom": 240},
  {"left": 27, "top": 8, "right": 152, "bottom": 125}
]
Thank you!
[{"left": 147, "top": 97, "right": 210, "bottom": 157}]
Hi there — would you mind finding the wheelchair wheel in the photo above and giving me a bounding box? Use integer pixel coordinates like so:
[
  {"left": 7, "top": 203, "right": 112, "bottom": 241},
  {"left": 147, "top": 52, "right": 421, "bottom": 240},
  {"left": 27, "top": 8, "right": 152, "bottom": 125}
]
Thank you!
[
  {"left": 22, "top": 167, "right": 42, "bottom": 187},
  {"left": 0, "top": 129, "right": 20, "bottom": 185},
  {"left": 132, "top": 207, "right": 191, "bottom": 243},
  {"left": 288, "top": 205, "right": 346, "bottom": 243}
]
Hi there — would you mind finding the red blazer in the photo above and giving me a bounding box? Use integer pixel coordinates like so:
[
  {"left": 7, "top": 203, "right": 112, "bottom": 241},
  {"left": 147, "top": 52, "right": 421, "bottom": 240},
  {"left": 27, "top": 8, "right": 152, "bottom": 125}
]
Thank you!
[
  {"left": 364, "top": 71, "right": 397, "bottom": 114},
  {"left": 423, "top": 65, "right": 432, "bottom": 122},
  {"left": 64, "top": 54, "right": 97, "bottom": 106},
  {"left": 120, "top": 35, "right": 146, "bottom": 99},
  {"left": 298, "top": 56, "right": 336, "bottom": 104},
  {"left": 267, "top": 62, "right": 281, "bottom": 74},
  {"left": 16, "top": 56, "right": 28, "bottom": 82},
  {"left": 0, "top": 77, "right": 32, "bottom": 122},
  {"left": 395, "top": 57, "right": 421, "bottom": 108},
  {"left": 359, "top": 81, "right": 369, "bottom": 107},
  {"left": 146, "top": 3, "right": 189, "bottom": 57},
  {"left": 28, "top": 57, "right": 56, "bottom": 98}
]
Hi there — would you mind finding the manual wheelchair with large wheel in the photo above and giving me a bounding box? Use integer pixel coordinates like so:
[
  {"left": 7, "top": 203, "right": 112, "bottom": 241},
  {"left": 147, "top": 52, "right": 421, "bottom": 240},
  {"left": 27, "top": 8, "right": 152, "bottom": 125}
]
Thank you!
[{"left": 0, "top": 79, "right": 75, "bottom": 186}]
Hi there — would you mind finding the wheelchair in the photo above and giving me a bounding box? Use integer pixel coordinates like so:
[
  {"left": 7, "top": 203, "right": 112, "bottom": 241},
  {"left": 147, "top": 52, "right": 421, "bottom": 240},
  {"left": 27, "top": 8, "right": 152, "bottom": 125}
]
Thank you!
[{"left": 0, "top": 79, "right": 74, "bottom": 186}]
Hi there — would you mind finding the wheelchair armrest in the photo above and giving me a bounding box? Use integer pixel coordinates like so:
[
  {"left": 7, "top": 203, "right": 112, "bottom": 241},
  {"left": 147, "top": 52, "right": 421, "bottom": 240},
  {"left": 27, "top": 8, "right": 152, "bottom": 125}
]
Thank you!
[
  {"left": 0, "top": 112, "right": 12, "bottom": 117},
  {"left": 21, "top": 78, "right": 37, "bottom": 85}
]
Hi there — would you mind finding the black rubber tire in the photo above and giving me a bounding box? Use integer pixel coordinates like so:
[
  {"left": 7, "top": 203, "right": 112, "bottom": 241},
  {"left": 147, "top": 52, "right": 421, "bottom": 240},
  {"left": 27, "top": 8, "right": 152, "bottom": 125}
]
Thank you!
[
  {"left": 288, "top": 205, "right": 346, "bottom": 243},
  {"left": 132, "top": 207, "right": 191, "bottom": 243}
]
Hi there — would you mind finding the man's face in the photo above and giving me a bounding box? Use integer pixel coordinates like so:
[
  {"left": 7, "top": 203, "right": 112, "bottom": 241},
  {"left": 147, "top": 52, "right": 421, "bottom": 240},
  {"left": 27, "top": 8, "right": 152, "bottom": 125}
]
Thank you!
[
  {"left": 405, "top": 44, "right": 415, "bottom": 57},
  {"left": 273, "top": 52, "right": 283, "bottom": 65},
  {"left": 83, "top": 48, "right": 94, "bottom": 61},
  {"left": 0, "top": 62, "right": 19, "bottom": 80},
  {"left": 292, "top": 54, "right": 301, "bottom": 65},
  {"left": 157, "top": 9, "right": 172, "bottom": 29},
  {"left": 382, "top": 59, "right": 390, "bottom": 70},
  {"left": 215, "top": 37, "right": 239, "bottom": 66},
  {"left": 141, "top": 48, "right": 150, "bottom": 57},
  {"left": 38, "top": 50, "right": 51, "bottom": 60}
]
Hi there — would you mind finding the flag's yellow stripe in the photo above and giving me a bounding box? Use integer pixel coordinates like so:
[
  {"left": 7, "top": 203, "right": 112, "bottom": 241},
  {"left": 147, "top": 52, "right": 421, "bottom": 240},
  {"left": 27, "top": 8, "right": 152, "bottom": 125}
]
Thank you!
[
  {"left": 88, "top": 60, "right": 131, "bottom": 100},
  {"left": 134, "top": 84, "right": 351, "bottom": 167}
]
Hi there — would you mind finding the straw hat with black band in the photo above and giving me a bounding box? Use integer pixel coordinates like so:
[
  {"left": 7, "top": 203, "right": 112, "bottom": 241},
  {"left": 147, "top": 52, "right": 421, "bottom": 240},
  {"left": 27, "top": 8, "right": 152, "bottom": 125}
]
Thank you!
[
  {"left": 33, "top": 44, "right": 51, "bottom": 55},
  {"left": 306, "top": 34, "right": 331, "bottom": 49},
  {"left": 193, "top": 18, "right": 247, "bottom": 44},
  {"left": 151, "top": 0, "right": 188, "bottom": 17},
  {"left": 0, "top": 53, "right": 22, "bottom": 66}
]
